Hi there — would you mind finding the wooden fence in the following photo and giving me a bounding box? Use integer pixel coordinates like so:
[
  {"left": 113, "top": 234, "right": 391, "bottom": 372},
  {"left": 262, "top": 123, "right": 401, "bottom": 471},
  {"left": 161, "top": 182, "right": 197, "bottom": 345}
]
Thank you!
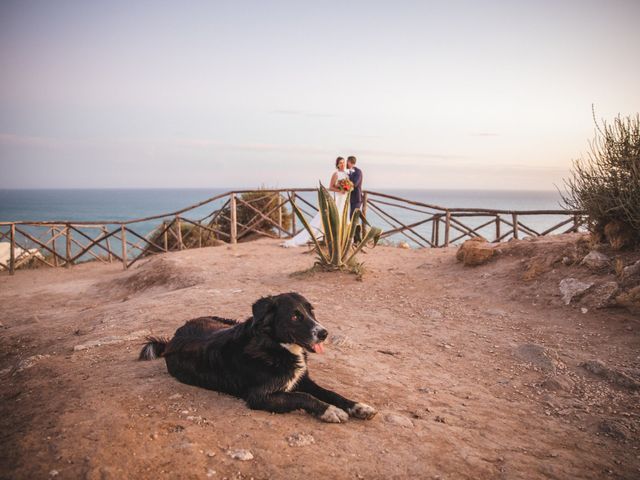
[{"left": 0, "top": 189, "right": 584, "bottom": 274}]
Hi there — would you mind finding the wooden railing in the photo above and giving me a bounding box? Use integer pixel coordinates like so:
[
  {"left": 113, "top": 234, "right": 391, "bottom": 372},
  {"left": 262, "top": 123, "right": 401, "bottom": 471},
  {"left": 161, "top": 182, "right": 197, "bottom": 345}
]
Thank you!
[{"left": 0, "top": 189, "right": 584, "bottom": 274}]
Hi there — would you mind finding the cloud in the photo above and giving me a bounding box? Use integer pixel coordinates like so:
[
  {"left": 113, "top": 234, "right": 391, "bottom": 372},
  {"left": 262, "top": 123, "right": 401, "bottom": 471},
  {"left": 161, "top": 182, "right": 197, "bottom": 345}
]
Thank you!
[
  {"left": 0, "top": 133, "right": 66, "bottom": 149},
  {"left": 269, "top": 109, "right": 338, "bottom": 118}
]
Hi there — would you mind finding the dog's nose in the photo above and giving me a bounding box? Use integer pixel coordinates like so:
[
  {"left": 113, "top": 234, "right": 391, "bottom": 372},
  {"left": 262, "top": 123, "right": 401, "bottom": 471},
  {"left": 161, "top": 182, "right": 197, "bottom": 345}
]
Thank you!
[{"left": 317, "top": 328, "right": 328, "bottom": 341}]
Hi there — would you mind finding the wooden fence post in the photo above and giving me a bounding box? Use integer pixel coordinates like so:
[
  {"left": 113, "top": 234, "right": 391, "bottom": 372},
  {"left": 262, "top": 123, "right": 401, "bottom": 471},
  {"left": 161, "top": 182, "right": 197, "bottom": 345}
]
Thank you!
[
  {"left": 103, "top": 226, "right": 113, "bottom": 263},
  {"left": 444, "top": 211, "right": 451, "bottom": 247},
  {"left": 433, "top": 215, "right": 440, "bottom": 247},
  {"left": 290, "top": 192, "right": 297, "bottom": 236},
  {"left": 512, "top": 213, "right": 519, "bottom": 239},
  {"left": 230, "top": 193, "right": 237, "bottom": 244},
  {"left": 176, "top": 216, "right": 183, "bottom": 250},
  {"left": 9, "top": 224, "right": 15, "bottom": 275},
  {"left": 50, "top": 227, "right": 59, "bottom": 267},
  {"left": 65, "top": 224, "right": 72, "bottom": 267},
  {"left": 163, "top": 221, "right": 169, "bottom": 251},
  {"left": 362, "top": 192, "right": 368, "bottom": 217},
  {"left": 495, "top": 215, "right": 501, "bottom": 242},
  {"left": 121, "top": 225, "right": 127, "bottom": 269},
  {"left": 277, "top": 200, "right": 283, "bottom": 239}
]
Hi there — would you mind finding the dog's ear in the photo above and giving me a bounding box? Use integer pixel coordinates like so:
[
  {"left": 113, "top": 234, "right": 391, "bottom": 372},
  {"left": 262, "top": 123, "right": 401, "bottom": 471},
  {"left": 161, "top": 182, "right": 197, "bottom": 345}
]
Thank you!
[{"left": 252, "top": 295, "right": 276, "bottom": 327}]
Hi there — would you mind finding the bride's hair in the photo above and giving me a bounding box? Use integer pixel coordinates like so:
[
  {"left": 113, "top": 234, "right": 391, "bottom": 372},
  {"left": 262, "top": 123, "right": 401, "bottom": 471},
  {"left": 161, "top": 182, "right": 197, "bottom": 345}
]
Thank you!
[{"left": 335, "top": 157, "right": 345, "bottom": 168}]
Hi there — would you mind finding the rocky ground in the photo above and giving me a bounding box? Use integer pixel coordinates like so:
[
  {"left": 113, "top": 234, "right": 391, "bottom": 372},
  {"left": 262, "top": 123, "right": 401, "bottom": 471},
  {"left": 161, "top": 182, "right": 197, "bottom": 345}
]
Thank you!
[{"left": 1, "top": 234, "right": 639, "bottom": 480}]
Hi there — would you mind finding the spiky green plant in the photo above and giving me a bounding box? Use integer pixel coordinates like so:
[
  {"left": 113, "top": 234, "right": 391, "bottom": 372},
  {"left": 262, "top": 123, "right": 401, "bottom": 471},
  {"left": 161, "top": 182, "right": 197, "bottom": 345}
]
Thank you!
[{"left": 289, "top": 184, "right": 382, "bottom": 271}]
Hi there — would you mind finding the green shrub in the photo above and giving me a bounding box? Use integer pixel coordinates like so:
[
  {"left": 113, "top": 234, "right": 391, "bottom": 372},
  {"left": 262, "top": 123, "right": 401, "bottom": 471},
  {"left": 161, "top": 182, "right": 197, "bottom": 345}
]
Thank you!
[
  {"left": 562, "top": 113, "right": 640, "bottom": 248},
  {"left": 216, "top": 190, "right": 292, "bottom": 240},
  {"left": 146, "top": 220, "right": 222, "bottom": 255}
]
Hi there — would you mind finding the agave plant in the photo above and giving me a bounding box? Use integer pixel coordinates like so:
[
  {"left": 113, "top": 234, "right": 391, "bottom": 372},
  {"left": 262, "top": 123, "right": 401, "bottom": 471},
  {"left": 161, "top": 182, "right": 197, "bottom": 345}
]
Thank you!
[{"left": 289, "top": 184, "right": 382, "bottom": 270}]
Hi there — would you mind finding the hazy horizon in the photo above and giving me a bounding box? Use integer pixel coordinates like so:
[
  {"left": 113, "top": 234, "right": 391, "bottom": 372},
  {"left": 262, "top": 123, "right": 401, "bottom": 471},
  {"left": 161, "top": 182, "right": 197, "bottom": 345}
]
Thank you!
[{"left": 2, "top": 0, "right": 639, "bottom": 190}]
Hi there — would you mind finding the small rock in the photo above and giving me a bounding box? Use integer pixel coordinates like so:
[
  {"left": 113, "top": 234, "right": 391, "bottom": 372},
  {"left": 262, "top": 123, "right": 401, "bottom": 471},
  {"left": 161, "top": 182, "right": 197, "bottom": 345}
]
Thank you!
[
  {"left": 580, "top": 360, "right": 640, "bottom": 390},
  {"left": 206, "top": 468, "right": 216, "bottom": 477},
  {"left": 226, "top": 449, "right": 253, "bottom": 461},
  {"left": 169, "top": 393, "right": 183, "bottom": 400},
  {"left": 541, "top": 375, "right": 574, "bottom": 392},
  {"left": 615, "top": 285, "right": 640, "bottom": 313},
  {"left": 286, "top": 433, "right": 315, "bottom": 447},
  {"left": 622, "top": 259, "right": 640, "bottom": 278},
  {"left": 16, "top": 354, "right": 51, "bottom": 372},
  {"left": 598, "top": 419, "right": 629, "bottom": 440},
  {"left": 456, "top": 237, "right": 495, "bottom": 266},
  {"left": 514, "top": 344, "right": 558, "bottom": 373},
  {"left": 398, "top": 241, "right": 411, "bottom": 249},
  {"left": 384, "top": 413, "right": 414, "bottom": 428},
  {"left": 49, "top": 470, "right": 59, "bottom": 477},
  {"left": 423, "top": 309, "right": 443, "bottom": 320},
  {"left": 329, "top": 334, "right": 354, "bottom": 348},
  {"left": 206, "top": 450, "right": 216, "bottom": 457},
  {"left": 580, "top": 307, "right": 588, "bottom": 314},
  {"left": 561, "top": 256, "right": 572, "bottom": 265},
  {"left": 559, "top": 278, "right": 593, "bottom": 305},
  {"left": 434, "top": 416, "right": 446, "bottom": 423},
  {"left": 580, "top": 281, "right": 618, "bottom": 309},
  {"left": 580, "top": 251, "right": 610, "bottom": 271}
]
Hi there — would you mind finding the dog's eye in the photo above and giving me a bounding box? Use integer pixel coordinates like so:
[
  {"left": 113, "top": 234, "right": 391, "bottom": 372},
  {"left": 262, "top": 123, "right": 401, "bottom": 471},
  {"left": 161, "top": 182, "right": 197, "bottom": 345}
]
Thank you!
[{"left": 292, "top": 312, "right": 302, "bottom": 321}]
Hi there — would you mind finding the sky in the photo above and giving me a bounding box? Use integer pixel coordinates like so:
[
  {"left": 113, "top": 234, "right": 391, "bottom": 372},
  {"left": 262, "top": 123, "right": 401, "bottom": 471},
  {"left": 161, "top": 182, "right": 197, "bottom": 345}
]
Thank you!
[{"left": 1, "top": 0, "right": 639, "bottom": 190}]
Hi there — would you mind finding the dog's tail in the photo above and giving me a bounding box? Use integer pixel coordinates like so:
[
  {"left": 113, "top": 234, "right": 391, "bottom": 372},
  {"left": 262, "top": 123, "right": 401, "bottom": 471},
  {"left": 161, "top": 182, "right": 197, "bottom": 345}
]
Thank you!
[{"left": 139, "top": 336, "right": 170, "bottom": 361}]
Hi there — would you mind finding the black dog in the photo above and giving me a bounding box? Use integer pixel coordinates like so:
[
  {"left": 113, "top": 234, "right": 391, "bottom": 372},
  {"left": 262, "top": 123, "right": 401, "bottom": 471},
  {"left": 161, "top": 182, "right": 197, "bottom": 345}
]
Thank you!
[{"left": 139, "top": 292, "right": 376, "bottom": 423}]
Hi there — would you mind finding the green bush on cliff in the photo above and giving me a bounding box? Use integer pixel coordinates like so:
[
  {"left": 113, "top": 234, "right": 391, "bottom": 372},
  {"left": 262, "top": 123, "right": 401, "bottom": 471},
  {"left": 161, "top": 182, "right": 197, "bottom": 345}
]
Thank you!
[{"left": 562, "top": 113, "right": 640, "bottom": 249}]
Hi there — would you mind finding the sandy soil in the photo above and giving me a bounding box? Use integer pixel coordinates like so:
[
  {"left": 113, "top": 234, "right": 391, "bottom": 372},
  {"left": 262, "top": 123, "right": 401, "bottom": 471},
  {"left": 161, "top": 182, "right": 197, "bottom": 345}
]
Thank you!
[{"left": 1, "top": 235, "right": 639, "bottom": 480}]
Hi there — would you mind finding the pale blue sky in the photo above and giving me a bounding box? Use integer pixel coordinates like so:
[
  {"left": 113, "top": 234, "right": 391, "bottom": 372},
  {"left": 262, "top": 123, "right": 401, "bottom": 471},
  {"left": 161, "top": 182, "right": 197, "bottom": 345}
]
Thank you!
[{"left": 1, "top": 0, "right": 639, "bottom": 189}]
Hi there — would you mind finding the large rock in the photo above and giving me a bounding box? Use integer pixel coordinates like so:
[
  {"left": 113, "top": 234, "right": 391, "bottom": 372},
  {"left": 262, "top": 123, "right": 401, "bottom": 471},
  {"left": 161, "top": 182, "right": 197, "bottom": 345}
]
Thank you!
[
  {"left": 559, "top": 278, "right": 593, "bottom": 305},
  {"left": 580, "top": 251, "right": 610, "bottom": 271},
  {"left": 456, "top": 237, "right": 495, "bottom": 266},
  {"left": 579, "top": 281, "right": 618, "bottom": 309}
]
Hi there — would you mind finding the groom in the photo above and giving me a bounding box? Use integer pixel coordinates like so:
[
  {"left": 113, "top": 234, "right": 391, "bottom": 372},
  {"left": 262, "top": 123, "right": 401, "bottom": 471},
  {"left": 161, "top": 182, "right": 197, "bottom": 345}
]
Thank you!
[
  {"left": 347, "top": 156, "right": 364, "bottom": 242},
  {"left": 347, "top": 156, "right": 363, "bottom": 216}
]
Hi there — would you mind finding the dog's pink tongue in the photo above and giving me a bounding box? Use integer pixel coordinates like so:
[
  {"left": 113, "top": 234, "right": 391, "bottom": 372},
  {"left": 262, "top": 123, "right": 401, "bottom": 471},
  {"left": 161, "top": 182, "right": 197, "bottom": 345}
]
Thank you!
[{"left": 313, "top": 343, "right": 325, "bottom": 354}]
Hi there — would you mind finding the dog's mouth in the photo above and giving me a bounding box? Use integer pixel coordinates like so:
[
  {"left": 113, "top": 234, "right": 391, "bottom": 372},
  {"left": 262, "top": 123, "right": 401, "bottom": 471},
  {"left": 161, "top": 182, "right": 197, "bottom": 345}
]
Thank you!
[{"left": 303, "top": 341, "right": 325, "bottom": 354}]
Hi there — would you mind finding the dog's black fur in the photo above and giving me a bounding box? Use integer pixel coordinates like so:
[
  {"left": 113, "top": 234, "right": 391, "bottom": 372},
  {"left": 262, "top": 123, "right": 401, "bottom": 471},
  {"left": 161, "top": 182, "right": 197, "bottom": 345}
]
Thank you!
[{"left": 139, "top": 292, "right": 376, "bottom": 423}]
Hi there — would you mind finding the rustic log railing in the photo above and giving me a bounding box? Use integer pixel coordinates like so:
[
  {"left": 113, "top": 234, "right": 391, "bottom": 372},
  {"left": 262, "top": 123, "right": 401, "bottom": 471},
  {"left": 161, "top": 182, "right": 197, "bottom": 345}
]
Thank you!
[{"left": 0, "top": 189, "right": 584, "bottom": 274}]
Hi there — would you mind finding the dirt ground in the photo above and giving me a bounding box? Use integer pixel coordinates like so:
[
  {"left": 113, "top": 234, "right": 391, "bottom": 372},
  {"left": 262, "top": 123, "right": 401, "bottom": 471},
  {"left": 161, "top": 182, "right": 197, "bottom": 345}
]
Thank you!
[{"left": 1, "top": 235, "right": 639, "bottom": 480}]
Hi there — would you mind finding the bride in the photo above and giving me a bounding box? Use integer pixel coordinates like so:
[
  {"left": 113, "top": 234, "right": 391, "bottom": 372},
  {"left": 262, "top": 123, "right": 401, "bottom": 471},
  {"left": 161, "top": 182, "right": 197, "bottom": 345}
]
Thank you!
[{"left": 282, "top": 157, "right": 350, "bottom": 248}]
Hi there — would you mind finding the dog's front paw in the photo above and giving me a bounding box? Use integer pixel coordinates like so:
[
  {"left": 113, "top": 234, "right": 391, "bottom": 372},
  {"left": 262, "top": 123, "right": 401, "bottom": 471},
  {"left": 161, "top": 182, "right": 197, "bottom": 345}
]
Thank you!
[
  {"left": 348, "top": 403, "right": 377, "bottom": 420},
  {"left": 319, "top": 405, "right": 349, "bottom": 423}
]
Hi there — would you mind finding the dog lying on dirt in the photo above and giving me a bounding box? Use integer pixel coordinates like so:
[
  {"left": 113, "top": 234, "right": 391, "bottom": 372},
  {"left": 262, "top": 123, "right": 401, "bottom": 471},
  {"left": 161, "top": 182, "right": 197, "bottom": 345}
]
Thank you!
[{"left": 139, "top": 292, "right": 376, "bottom": 423}]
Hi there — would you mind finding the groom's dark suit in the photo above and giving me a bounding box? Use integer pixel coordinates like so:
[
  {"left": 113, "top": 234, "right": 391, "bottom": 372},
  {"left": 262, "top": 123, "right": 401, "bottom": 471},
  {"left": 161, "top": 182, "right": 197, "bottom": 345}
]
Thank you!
[{"left": 348, "top": 166, "right": 363, "bottom": 217}]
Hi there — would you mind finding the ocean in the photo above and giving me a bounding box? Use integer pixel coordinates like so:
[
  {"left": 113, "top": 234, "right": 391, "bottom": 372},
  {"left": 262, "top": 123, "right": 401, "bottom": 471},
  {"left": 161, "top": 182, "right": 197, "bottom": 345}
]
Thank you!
[
  {"left": 0, "top": 188, "right": 572, "bottom": 259},
  {"left": 0, "top": 188, "right": 566, "bottom": 223}
]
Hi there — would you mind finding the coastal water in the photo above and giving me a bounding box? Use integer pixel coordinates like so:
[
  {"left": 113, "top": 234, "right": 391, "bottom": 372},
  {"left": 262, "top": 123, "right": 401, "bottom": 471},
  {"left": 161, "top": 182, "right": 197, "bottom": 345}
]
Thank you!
[
  {"left": 0, "top": 188, "right": 570, "bottom": 260},
  {"left": 0, "top": 188, "right": 565, "bottom": 223}
]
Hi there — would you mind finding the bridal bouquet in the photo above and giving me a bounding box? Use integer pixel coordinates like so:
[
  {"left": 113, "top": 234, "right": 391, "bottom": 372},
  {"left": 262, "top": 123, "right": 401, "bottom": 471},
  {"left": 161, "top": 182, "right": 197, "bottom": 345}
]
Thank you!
[{"left": 336, "top": 178, "right": 354, "bottom": 192}]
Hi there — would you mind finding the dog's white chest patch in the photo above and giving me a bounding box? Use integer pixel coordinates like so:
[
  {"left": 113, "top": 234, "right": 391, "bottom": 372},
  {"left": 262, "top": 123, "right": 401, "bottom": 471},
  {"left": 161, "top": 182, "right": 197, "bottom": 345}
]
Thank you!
[{"left": 280, "top": 343, "right": 307, "bottom": 392}]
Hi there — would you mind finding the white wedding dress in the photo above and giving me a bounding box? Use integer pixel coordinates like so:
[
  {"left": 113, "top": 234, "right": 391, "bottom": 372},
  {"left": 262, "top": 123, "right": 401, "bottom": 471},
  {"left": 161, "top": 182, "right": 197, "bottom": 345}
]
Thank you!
[{"left": 282, "top": 170, "right": 349, "bottom": 248}]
